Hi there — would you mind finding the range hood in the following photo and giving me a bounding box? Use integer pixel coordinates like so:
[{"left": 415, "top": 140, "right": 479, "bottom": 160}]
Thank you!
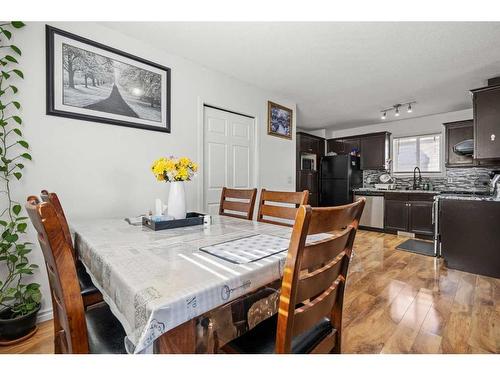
[{"left": 453, "top": 139, "right": 474, "bottom": 156}]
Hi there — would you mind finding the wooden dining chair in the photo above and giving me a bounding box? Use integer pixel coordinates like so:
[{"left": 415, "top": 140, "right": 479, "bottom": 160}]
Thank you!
[
  {"left": 39, "top": 190, "right": 103, "bottom": 309},
  {"left": 256, "top": 189, "right": 309, "bottom": 227},
  {"left": 221, "top": 198, "right": 366, "bottom": 354},
  {"left": 218, "top": 187, "right": 258, "bottom": 220},
  {"left": 26, "top": 197, "right": 127, "bottom": 354}
]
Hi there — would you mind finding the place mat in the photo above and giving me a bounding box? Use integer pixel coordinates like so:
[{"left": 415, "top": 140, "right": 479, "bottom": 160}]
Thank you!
[
  {"left": 200, "top": 234, "right": 290, "bottom": 264},
  {"left": 200, "top": 233, "right": 333, "bottom": 264}
]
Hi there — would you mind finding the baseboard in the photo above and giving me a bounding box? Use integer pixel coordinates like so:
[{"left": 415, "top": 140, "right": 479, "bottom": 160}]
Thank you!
[{"left": 37, "top": 308, "right": 53, "bottom": 324}]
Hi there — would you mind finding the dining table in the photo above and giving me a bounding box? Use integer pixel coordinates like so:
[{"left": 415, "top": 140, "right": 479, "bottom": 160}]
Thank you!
[{"left": 72, "top": 215, "right": 316, "bottom": 354}]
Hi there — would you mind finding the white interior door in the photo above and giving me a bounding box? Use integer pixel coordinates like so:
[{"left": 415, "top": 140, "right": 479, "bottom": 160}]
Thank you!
[{"left": 204, "top": 106, "right": 255, "bottom": 215}]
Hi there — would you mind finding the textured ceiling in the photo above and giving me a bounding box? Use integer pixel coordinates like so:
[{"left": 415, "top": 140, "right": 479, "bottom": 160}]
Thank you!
[{"left": 102, "top": 22, "right": 500, "bottom": 130}]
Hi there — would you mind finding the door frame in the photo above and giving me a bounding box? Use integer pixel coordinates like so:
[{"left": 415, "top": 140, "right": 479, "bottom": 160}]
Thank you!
[{"left": 197, "top": 97, "right": 259, "bottom": 213}]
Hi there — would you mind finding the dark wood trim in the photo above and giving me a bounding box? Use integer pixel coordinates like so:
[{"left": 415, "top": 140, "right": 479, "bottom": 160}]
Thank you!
[
  {"left": 327, "top": 131, "right": 391, "bottom": 142},
  {"left": 296, "top": 131, "right": 325, "bottom": 141},
  {"left": 46, "top": 25, "right": 171, "bottom": 134}
]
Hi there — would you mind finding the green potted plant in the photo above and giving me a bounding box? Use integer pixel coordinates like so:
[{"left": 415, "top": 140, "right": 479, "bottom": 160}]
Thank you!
[{"left": 0, "top": 21, "right": 41, "bottom": 343}]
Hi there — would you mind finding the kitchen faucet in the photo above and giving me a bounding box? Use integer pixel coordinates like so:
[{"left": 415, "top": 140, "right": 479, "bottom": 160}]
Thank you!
[{"left": 413, "top": 167, "right": 422, "bottom": 190}]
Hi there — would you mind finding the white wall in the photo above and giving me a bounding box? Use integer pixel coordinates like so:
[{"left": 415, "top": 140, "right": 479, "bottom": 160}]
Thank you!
[
  {"left": 326, "top": 109, "right": 472, "bottom": 139},
  {"left": 5, "top": 22, "right": 297, "bottom": 320}
]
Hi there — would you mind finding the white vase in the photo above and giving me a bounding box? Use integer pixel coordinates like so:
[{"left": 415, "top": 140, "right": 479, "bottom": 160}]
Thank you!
[{"left": 167, "top": 181, "right": 186, "bottom": 219}]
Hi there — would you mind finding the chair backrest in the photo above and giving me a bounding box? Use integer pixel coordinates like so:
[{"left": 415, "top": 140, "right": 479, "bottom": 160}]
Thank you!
[
  {"left": 275, "top": 198, "right": 366, "bottom": 354},
  {"left": 256, "top": 189, "right": 309, "bottom": 227},
  {"left": 26, "top": 196, "right": 89, "bottom": 354},
  {"left": 218, "top": 187, "right": 257, "bottom": 220},
  {"left": 40, "top": 190, "right": 75, "bottom": 263}
]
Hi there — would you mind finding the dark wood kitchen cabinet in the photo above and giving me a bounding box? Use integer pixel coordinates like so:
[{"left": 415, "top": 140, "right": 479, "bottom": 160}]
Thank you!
[
  {"left": 471, "top": 85, "right": 500, "bottom": 161},
  {"left": 440, "top": 199, "right": 500, "bottom": 278},
  {"left": 360, "top": 133, "right": 390, "bottom": 170},
  {"left": 444, "top": 120, "right": 475, "bottom": 167},
  {"left": 327, "top": 132, "right": 390, "bottom": 170},
  {"left": 384, "top": 199, "right": 409, "bottom": 232},
  {"left": 296, "top": 132, "right": 324, "bottom": 206},
  {"left": 384, "top": 192, "right": 435, "bottom": 238}
]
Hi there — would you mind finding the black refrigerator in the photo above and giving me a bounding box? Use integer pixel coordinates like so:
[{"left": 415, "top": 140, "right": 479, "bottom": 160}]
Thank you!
[{"left": 319, "top": 155, "right": 362, "bottom": 206}]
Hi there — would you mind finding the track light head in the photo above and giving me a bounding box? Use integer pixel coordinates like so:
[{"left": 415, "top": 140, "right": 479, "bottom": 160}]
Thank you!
[
  {"left": 381, "top": 112, "right": 387, "bottom": 120},
  {"left": 407, "top": 103, "right": 412, "bottom": 113},
  {"left": 394, "top": 106, "right": 400, "bottom": 117}
]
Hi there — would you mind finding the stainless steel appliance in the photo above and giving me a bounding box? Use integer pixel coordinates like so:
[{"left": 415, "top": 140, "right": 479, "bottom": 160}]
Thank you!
[
  {"left": 300, "top": 153, "right": 316, "bottom": 171},
  {"left": 319, "top": 155, "right": 362, "bottom": 206},
  {"left": 354, "top": 193, "right": 384, "bottom": 229}
]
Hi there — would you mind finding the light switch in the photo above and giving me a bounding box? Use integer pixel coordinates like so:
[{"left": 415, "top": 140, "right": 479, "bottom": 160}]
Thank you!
[{"left": 287, "top": 176, "right": 292, "bottom": 184}]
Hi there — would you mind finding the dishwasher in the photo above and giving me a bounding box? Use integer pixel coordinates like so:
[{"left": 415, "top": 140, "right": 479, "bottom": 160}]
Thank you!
[{"left": 353, "top": 194, "right": 385, "bottom": 229}]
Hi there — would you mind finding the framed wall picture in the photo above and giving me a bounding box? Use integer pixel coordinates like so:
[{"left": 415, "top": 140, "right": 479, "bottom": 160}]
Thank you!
[
  {"left": 46, "top": 25, "right": 171, "bottom": 133},
  {"left": 267, "top": 101, "right": 293, "bottom": 139}
]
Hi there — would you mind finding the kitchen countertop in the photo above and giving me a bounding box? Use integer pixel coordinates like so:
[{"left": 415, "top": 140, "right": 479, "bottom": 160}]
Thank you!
[
  {"left": 353, "top": 187, "right": 494, "bottom": 197},
  {"left": 437, "top": 194, "right": 500, "bottom": 202}
]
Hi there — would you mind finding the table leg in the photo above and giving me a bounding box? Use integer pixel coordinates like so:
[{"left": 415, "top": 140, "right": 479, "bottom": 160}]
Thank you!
[{"left": 154, "top": 319, "right": 197, "bottom": 354}]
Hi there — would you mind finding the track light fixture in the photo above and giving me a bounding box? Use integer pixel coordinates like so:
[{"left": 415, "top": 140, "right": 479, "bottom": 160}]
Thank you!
[{"left": 379, "top": 101, "right": 416, "bottom": 120}]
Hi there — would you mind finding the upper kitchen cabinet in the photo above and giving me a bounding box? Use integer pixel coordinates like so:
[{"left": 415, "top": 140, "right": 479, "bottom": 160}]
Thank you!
[
  {"left": 360, "top": 132, "right": 390, "bottom": 170},
  {"left": 326, "top": 131, "right": 390, "bottom": 170},
  {"left": 471, "top": 85, "right": 500, "bottom": 160},
  {"left": 444, "top": 120, "right": 475, "bottom": 167}
]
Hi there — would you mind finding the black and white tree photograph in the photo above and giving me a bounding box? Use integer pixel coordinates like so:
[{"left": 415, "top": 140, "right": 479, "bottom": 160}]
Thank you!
[
  {"left": 267, "top": 101, "right": 292, "bottom": 139},
  {"left": 47, "top": 26, "right": 171, "bottom": 133}
]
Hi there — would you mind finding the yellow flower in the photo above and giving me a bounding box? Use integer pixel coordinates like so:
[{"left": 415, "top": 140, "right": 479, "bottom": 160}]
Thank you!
[
  {"left": 190, "top": 162, "right": 198, "bottom": 172},
  {"left": 177, "top": 166, "right": 189, "bottom": 181},
  {"left": 179, "top": 157, "right": 191, "bottom": 167},
  {"left": 164, "top": 159, "right": 176, "bottom": 172}
]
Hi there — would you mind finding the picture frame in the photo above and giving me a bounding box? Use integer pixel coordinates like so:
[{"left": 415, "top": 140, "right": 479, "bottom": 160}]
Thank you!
[
  {"left": 267, "top": 101, "right": 293, "bottom": 139},
  {"left": 46, "top": 25, "right": 171, "bottom": 133}
]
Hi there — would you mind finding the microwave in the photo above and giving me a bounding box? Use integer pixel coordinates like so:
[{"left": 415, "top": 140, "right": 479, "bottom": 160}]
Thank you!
[{"left": 301, "top": 154, "right": 316, "bottom": 171}]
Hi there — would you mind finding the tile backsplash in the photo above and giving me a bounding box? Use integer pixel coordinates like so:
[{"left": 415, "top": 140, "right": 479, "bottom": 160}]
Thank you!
[{"left": 363, "top": 167, "right": 495, "bottom": 191}]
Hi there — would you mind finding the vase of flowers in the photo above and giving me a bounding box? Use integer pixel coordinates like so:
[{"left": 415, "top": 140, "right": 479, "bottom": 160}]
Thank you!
[{"left": 151, "top": 156, "right": 198, "bottom": 219}]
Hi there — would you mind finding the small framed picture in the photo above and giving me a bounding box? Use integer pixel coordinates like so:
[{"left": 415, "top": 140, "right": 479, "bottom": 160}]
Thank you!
[
  {"left": 46, "top": 25, "right": 171, "bottom": 133},
  {"left": 267, "top": 101, "right": 293, "bottom": 139}
]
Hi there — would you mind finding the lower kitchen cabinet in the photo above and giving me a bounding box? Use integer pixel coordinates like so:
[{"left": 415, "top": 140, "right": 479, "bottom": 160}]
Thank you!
[
  {"left": 384, "top": 193, "right": 436, "bottom": 238},
  {"left": 384, "top": 200, "right": 409, "bottom": 232},
  {"left": 440, "top": 199, "right": 500, "bottom": 278},
  {"left": 408, "top": 201, "right": 434, "bottom": 236}
]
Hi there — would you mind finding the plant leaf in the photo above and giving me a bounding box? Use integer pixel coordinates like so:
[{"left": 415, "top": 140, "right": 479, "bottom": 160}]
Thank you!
[
  {"left": 4, "top": 55, "right": 18, "bottom": 63},
  {"left": 13, "top": 204, "right": 21, "bottom": 215},
  {"left": 0, "top": 220, "right": 7, "bottom": 226},
  {"left": 12, "top": 101, "right": 21, "bottom": 109},
  {"left": 9, "top": 85, "right": 18, "bottom": 93},
  {"left": 17, "top": 140, "right": 29, "bottom": 148},
  {"left": 12, "top": 70, "right": 23, "bottom": 79},
  {"left": 16, "top": 163, "right": 24, "bottom": 169},
  {"left": 1, "top": 29, "right": 12, "bottom": 40},
  {"left": 1, "top": 71, "right": 10, "bottom": 79},
  {"left": 13, "top": 172, "right": 22, "bottom": 180},
  {"left": 13, "top": 116, "right": 22, "bottom": 125},
  {"left": 20, "top": 153, "right": 31, "bottom": 160},
  {"left": 17, "top": 223, "right": 27, "bottom": 232},
  {"left": 11, "top": 22, "right": 25, "bottom": 29},
  {"left": 10, "top": 45, "right": 21, "bottom": 55}
]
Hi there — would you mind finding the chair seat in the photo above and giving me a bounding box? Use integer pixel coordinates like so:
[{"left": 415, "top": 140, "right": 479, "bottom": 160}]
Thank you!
[
  {"left": 76, "top": 260, "right": 99, "bottom": 297},
  {"left": 85, "top": 304, "right": 127, "bottom": 354},
  {"left": 223, "top": 314, "right": 334, "bottom": 354}
]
